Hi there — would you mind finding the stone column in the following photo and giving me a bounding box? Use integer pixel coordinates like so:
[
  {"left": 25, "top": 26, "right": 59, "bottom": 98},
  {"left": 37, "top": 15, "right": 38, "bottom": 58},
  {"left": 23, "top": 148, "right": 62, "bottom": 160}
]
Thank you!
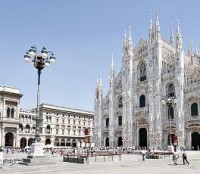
[{"left": 2, "top": 128, "right": 5, "bottom": 147}]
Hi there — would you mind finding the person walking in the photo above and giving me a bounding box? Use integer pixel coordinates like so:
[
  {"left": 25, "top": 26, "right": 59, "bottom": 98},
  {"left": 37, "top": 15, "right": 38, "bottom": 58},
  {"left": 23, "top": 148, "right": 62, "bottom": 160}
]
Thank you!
[
  {"left": 182, "top": 149, "right": 189, "bottom": 165},
  {"left": 0, "top": 148, "right": 3, "bottom": 168},
  {"left": 173, "top": 151, "right": 179, "bottom": 165},
  {"left": 141, "top": 149, "right": 146, "bottom": 161}
]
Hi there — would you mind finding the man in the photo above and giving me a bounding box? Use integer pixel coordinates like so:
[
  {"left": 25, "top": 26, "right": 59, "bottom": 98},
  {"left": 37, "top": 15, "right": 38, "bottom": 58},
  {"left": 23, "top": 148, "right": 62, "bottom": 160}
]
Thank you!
[
  {"left": 182, "top": 149, "right": 189, "bottom": 165},
  {"left": 141, "top": 149, "right": 146, "bottom": 161}
]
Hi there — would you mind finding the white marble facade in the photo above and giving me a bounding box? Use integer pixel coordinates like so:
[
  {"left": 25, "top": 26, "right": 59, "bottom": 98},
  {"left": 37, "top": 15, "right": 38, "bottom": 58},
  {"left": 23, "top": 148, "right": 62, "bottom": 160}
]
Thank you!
[{"left": 94, "top": 14, "right": 200, "bottom": 150}]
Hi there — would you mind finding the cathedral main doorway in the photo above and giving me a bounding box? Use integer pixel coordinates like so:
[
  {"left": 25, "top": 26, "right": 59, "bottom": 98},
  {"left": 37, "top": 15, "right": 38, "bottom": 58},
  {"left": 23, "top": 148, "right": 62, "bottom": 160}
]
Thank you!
[
  {"left": 118, "top": 137, "right": 123, "bottom": 147},
  {"left": 5, "top": 132, "right": 14, "bottom": 147},
  {"left": 168, "top": 134, "right": 175, "bottom": 145},
  {"left": 105, "top": 137, "right": 109, "bottom": 147},
  {"left": 139, "top": 128, "right": 147, "bottom": 149},
  {"left": 191, "top": 132, "right": 200, "bottom": 150}
]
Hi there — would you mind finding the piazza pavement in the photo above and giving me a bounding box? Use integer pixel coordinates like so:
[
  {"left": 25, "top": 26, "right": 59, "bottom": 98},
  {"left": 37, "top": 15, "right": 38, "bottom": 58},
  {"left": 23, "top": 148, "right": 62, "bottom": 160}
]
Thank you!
[{"left": 0, "top": 151, "right": 200, "bottom": 174}]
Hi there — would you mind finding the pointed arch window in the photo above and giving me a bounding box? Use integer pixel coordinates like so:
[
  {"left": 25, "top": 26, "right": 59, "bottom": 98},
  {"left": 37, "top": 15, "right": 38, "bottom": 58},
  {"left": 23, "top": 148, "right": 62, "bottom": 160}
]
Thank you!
[
  {"left": 139, "top": 95, "right": 145, "bottom": 107},
  {"left": 118, "top": 96, "right": 123, "bottom": 108},
  {"left": 191, "top": 103, "right": 198, "bottom": 116},
  {"left": 167, "top": 84, "right": 175, "bottom": 97},
  {"left": 106, "top": 118, "right": 109, "bottom": 127},
  {"left": 139, "top": 62, "right": 147, "bottom": 81},
  {"left": 118, "top": 116, "right": 122, "bottom": 126},
  {"left": 168, "top": 106, "right": 174, "bottom": 119}
]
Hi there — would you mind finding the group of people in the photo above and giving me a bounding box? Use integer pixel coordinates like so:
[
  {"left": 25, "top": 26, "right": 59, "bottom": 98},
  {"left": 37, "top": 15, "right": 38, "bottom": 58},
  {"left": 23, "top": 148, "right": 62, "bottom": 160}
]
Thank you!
[
  {"left": 141, "top": 148, "right": 190, "bottom": 166},
  {"left": 173, "top": 149, "right": 189, "bottom": 165}
]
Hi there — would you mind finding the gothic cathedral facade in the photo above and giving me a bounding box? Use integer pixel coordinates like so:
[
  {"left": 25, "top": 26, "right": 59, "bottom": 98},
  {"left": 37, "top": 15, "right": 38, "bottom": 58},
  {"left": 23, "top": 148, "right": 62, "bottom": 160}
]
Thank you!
[{"left": 94, "top": 13, "right": 200, "bottom": 150}]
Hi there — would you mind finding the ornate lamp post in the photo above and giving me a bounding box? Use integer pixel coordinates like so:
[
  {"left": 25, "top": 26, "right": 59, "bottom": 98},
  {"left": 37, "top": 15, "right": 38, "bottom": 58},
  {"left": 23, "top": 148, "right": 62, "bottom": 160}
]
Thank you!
[
  {"left": 162, "top": 97, "right": 177, "bottom": 151},
  {"left": 24, "top": 46, "right": 56, "bottom": 155}
]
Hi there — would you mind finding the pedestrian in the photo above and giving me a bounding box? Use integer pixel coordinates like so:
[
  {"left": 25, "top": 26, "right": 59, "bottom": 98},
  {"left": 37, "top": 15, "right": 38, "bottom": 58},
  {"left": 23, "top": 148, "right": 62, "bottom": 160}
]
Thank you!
[
  {"left": 0, "top": 148, "right": 3, "bottom": 168},
  {"left": 141, "top": 149, "right": 146, "bottom": 161},
  {"left": 173, "top": 151, "right": 179, "bottom": 165},
  {"left": 182, "top": 149, "right": 189, "bottom": 165}
]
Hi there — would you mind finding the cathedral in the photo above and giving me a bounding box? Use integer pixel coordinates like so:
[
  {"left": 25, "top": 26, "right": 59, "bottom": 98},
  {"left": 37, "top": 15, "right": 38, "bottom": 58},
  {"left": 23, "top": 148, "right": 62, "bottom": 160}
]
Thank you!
[{"left": 94, "top": 13, "right": 200, "bottom": 150}]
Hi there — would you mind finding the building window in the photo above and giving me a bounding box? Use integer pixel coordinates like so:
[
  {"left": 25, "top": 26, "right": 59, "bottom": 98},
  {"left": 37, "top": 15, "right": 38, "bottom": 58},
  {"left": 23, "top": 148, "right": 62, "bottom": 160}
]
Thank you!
[
  {"left": 191, "top": 103, "right": 198, "bottom": 116},
  {"left": 167, "top": 83, "right": 175, "bottom": 97},
  {"left": 68, "top": 130, "right": 70, "bottom": 135},
  {"left": 7, "top": 107, "right": 10, "bottom": 117},
  {"left": 11, "top": 108, "right": 14, "bottom": 118},
  {"left": 46, "top": 125, "right": 51, "bottom": 134},
  {"left": 139, "top": 95, "right": 145, "bottom": 107},
  {"left": 68, "top": 120, "right": 70, "bottom": 124},
  {"left": 56, "top": 118, "right": 59, "bottom": 123},
  {"left": 56, "top": 129, "right": 59, "bottom": 134},
  {"left": 118, "top": 116, "right": 122, "bottom": 126},
  {"left": 106, "top": 118, "right": 109, "bottom": 127},
  {"left": 168, "top": 106, "right": 174, "bottom": 119},
  {"left": 74, "top": 120, "right": 76, "bottom": 125},
  {"left": 118, "top": 96, "right": 123, "bottom": 108},
  {"left": 73, "top": 131, "right": 76, "bottom": 135},
  {"left": 139, "top": 62, "right": 146, "bottom": 82},
  {"left": 62, "top": 119, "right": 65, "bottom": 124},
  {"left": 62, "top": 130, "right": 64, "bottom": 135}
]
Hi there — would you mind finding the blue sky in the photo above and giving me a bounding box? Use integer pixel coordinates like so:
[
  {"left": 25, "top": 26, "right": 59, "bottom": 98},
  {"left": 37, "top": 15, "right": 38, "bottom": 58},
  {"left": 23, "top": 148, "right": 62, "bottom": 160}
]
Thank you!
[{"left": 0, "top": 0, "right": 199, "bottom": 111}]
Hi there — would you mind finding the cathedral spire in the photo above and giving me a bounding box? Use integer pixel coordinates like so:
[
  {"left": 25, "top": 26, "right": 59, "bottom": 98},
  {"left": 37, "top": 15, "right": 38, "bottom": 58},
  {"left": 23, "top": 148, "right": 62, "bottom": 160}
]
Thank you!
[
  {"left": 170, "top": 23, "right": 174, "bottom": 46},
  {"left": 110, "top": 53, "right": 115, "bottom": 88},
  {"left": 155, "top": 11, "right": 161, "bottom": 40},
  {"left": 96, "top": 76, "right": 99, "bottom": 86},
  {"left": 176, "top": 20, "right": 183, "bottom": 51},
  {"left": 149, "top": 13, "right": 154, "bottom": 43},
  {"left": 111, "top": 53, "right": 114, "bottom": 71},
  {"left": 128, "top": 26, "right": 133, "bottom": 48},
  {"left": 188, "top": 40, "right": 193, "bottom": 57},
  {"left": 99, "top": 76, "right": 102, "bottom": 87},
  {"left": 128, "top": 26, "right": 133, "bottom": 56},
  {"left": 123, "top": 29, "right": 128, "bottom": 54}
]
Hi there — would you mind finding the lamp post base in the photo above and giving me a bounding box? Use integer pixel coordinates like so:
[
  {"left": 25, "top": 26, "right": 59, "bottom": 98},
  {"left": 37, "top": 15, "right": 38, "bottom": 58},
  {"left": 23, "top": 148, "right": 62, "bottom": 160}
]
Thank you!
[
  {"left": 20, "top": 142, "right": 55, "bottom": 165},
  {"left": 28, "top": 142, "right": 44, "bottom": 157}
]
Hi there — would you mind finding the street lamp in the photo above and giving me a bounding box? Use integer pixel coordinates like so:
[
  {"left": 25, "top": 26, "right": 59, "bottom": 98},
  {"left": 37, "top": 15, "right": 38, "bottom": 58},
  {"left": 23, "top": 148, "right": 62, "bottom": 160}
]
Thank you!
[
  {"left": 162, "top": 97, "right": 177, "bottom": 150},
  {"left": 24, "top": 46, "right": 56, "bottom": 144}
]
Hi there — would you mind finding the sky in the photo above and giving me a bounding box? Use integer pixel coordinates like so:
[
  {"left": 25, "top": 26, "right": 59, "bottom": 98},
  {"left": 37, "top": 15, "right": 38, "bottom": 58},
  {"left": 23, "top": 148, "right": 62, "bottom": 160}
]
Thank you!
[{"left": 0, "top": 0, "right": 200, "bottom": 112}]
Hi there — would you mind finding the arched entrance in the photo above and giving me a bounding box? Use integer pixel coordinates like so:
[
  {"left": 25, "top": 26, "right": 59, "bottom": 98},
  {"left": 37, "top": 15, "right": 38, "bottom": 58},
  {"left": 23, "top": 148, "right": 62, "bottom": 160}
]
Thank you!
[
  {"left": 105, "top": 137, "right": 109, "bottom": 147},
  {"left": 45, "top": 139, "right": 51, "bottom": 145},
  {"left": 118, "top": 137, "right": 123, "bottom": 147},
  {"left": 66, "top": 139, "right": 71, "bottom": 146},
  {"left": 20, "top": 137, "right": 27, "bottom": 148},
  {"left": 139, "top": 128, "right": 147, "bottom": 149},
  {"left": 5, "top": 132, "right": 14, "bottom": 147},
  {"left": 191, "top": 132, "right": 200, "bottom": 150},
  {"left": 61, "top": 139, "right": 65, "bottom": 146},
  {"left": 28, "top": 138, "right": 34, "bottom": 146}
]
